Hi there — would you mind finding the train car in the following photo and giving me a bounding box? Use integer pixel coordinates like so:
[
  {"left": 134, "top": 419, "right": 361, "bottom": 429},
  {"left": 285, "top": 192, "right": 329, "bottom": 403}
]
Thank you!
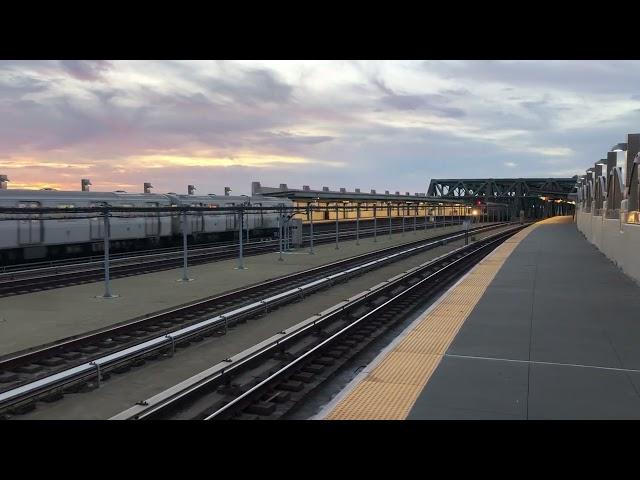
[
  {"left": 0, "top": 189, "right": 173, "bottom": 264},
  {"left": 166, "top": 194, "right": 293, "bottom": 241},
  {"left": 0, "top": 189, "right": 295, "bottom": 265}
]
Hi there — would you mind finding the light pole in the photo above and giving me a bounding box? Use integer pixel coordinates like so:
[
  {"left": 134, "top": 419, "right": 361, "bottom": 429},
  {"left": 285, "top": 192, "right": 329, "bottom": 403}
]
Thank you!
[
  {"left": 97, "top": 207, "right": 119, "bottom": 299},
  {"left": 309, "top": 198, "right": 317, "bottom": 255},
  {"left": 424, "top": 202, "right": 428, "bottom": 231},
  {"left": 235, "top": 205, "right": 246, "bottom": 270},
  {"left": 178, "top": 208, "right": 193, "bottom": 281},
  {"left": 278, "top": 205, "right": 284, "bottom": 261},
  {"left": 356, "top": 202, "right": 360, "bottom": 245},
  {"left": 373, "top": 203, "right": 377, "bottom": 242},
  {"left": 335, "top": 203, "right": 339, "bottom": 249},
  {"left": 413, "top": 203, "right": 417, "bottom": 234}
]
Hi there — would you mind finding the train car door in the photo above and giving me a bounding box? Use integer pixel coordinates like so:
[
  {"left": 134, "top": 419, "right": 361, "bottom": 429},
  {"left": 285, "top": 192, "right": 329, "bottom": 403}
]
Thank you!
[
  {"left": 254, "top": 202, "right": 263, "bottom": 228},
  {"left": 17, "top": 201, "right": 42, "bottom": 245},
  {"left": 225, "top": 203, "right": 236, "bottom": 230},
  {"left": 145, "top": 202, "right": 160, "bottom": 236},
  {"left": 90, "top": 202, "right": 105, "bottom": 239},
  {"left": 190, "top": 203, "right": 203, "bottom": 233}
]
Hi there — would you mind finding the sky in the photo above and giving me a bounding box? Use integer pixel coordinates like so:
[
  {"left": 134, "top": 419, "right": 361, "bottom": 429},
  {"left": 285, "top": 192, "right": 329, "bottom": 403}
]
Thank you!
[{"left": 1, "top": 60, "right": 639, "bottom": 195}]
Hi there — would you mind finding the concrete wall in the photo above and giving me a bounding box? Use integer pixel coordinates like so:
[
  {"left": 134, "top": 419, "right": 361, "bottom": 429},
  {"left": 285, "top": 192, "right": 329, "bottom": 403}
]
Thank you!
[{"left": 576, "top": 209, "right": 640, "bottom": 283}]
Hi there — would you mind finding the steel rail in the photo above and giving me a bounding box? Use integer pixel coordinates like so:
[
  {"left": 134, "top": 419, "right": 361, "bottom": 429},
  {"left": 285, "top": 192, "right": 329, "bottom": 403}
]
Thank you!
[
  {"left": 0, "top": 222, "right": 510, "bottom": 413},
  {"left": 111, "top": 226, "right": 522, "bottom": 420},
  {"left": 204, "top": 229, "right": 518, "bottom": 420},
  {"left": 0, "top": 222, "right": 501, "bottom": 367}
]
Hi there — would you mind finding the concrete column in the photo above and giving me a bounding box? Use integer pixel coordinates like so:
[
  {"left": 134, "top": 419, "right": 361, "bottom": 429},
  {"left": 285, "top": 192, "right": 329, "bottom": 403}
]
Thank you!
[{"left": 627, "top": 133, "right": 640, "bottom": 212}]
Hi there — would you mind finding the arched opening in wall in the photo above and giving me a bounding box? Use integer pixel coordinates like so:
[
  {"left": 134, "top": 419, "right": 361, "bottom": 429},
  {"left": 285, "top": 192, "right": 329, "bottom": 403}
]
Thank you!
[
  {"left": 606, "top": 167, "right": 625, "bottom": 219},
  {"left": 594, "top": 177, "right": 606, "bottom": 215},
  {"left": 584, "top": 182, "right": 593, "bottom": 213}
]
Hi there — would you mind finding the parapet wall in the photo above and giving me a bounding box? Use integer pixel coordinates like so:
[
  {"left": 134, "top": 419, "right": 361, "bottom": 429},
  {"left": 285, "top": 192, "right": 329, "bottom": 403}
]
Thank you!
[{"left": 576, "top": 209, "right": 640, "bottom": 284}]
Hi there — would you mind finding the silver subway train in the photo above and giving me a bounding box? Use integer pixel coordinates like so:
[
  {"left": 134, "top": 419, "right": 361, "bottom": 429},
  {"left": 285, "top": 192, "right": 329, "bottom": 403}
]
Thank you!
[{"left": 0, "top": 190, "right": 293, "bottom": 264}]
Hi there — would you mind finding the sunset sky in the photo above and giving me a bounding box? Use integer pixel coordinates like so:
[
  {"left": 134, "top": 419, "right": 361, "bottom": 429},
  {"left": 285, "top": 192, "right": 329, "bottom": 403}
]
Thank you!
[{"left": 1, "top": 60, "right": 639, "bottom": 195}]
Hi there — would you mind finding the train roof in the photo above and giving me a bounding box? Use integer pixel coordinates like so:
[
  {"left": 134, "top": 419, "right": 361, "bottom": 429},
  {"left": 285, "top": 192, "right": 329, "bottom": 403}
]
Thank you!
[
  {"left": 0, "top": 190, "right": 172, "bottom": 204},
  {"left": 166, "top": 194, "right": 291, "bottom": 204},
  {"left": 0, "top": 190, "right": 292, "bottom": 207}
]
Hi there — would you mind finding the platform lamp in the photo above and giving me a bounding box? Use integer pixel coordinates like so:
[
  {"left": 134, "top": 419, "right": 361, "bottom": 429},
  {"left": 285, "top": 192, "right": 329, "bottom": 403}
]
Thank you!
[
  {"left": 81, "top": 178, "right": 92, "bottom": 192},
  {"left": 0, "top": 175, "right": 9, "bottom": 190},
  {"left": 144, "top": 182, "right": 153, "bottom": 194}
]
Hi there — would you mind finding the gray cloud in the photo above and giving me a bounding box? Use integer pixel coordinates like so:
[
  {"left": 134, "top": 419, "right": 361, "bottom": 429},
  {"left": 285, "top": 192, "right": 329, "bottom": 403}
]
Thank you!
[
  {"left": 423, "top": 60, "right": 640, "bottom": 95},
  {"left": 59, "top": 60, "right": 113, "bottom": 82},
  {"left": 2, "top": 60, "right": 640, "bottom": 195},
  {"left": 380, "top": 94, "right": 465, "bottom": 117}
]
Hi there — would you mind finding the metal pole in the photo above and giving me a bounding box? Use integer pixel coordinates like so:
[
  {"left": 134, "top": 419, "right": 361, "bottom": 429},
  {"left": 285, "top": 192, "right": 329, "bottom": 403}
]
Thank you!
[
  {"left": 278, "top": 207, "right": 284, "bottom": 261},
  {"left": 425, "top": 204, "right": 428, "bottom": 231},
  {"left": 309, "top": 204, "right": 314, "bottom": 254},
  {"left": 356, "top": 203, "right": 360, "bottom": 245},
  {"left": 335, "top": 205, "right": 339, "bottom": 249},
  {"left": 388, "top": 204, "right": 392, "bottom": 240},
  {"left": 413, "top": 204, "right": 417, "bottom": 234},
  {"left": 284, "top": 215, "right": 288, "bottom": 251},
  {"left": 178, "top": 209, "right": 192, "bottom": 281},
  {"left": 402, "top": 204, "right": 405, "bottom": 236},
  {"left": 236, "top": 207, "right": 245, "bottom": 270},
  {"left": 465, "top": 218, "right": 469, "bottom": 245},
  {"left": 246, "top": 209, "right": 250, "bottom": 243},
  {"left": 286, "top": 215, "right": 291, "bottom": 251},
  {"left": 373, "top": 205, "right": 377, "bottom": 242},
  {"left": 98, "top": 209, "right": 118, "bottom": 298}
]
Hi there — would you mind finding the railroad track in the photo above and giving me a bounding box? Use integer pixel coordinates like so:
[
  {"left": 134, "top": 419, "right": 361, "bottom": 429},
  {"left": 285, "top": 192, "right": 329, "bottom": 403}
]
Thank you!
[
  {"left": 0, "top": 219, "right": 465, "bottom": 298},
  {"left": 111, "top": 224, "right": 524, "bottom": 420},
  {"left": 0, "top": 222, "right": 508, "bottom": 417}
]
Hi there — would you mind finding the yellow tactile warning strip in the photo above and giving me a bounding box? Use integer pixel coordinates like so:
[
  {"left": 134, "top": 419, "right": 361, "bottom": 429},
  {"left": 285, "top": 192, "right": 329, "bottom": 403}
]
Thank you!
[{"left": 324, "top": 217, "right": 566, "bottom": 420}]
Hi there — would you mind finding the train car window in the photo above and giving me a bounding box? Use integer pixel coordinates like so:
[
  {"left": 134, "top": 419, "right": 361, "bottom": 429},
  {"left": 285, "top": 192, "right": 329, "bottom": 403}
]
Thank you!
[
  {"left": 56, "top": 203, "right": 75, "bottom": 221},
  {"left": 18, "top": 201, "right": 40, "bottom": 221},
  {"left": 119, "top": 203, "right": 135, "bottom": 218},
  {"left": 206, "top": 203, "right": 219, "bottom": 215}
]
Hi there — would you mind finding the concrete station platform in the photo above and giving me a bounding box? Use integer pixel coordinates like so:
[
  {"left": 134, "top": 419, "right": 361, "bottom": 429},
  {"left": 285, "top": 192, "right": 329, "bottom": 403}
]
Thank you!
[
  {"left": 0, "top": 222, "right": 492, "bottom": 357},
  {"left": 320, "top": 216, "right": 640, "bottom": 420}
]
